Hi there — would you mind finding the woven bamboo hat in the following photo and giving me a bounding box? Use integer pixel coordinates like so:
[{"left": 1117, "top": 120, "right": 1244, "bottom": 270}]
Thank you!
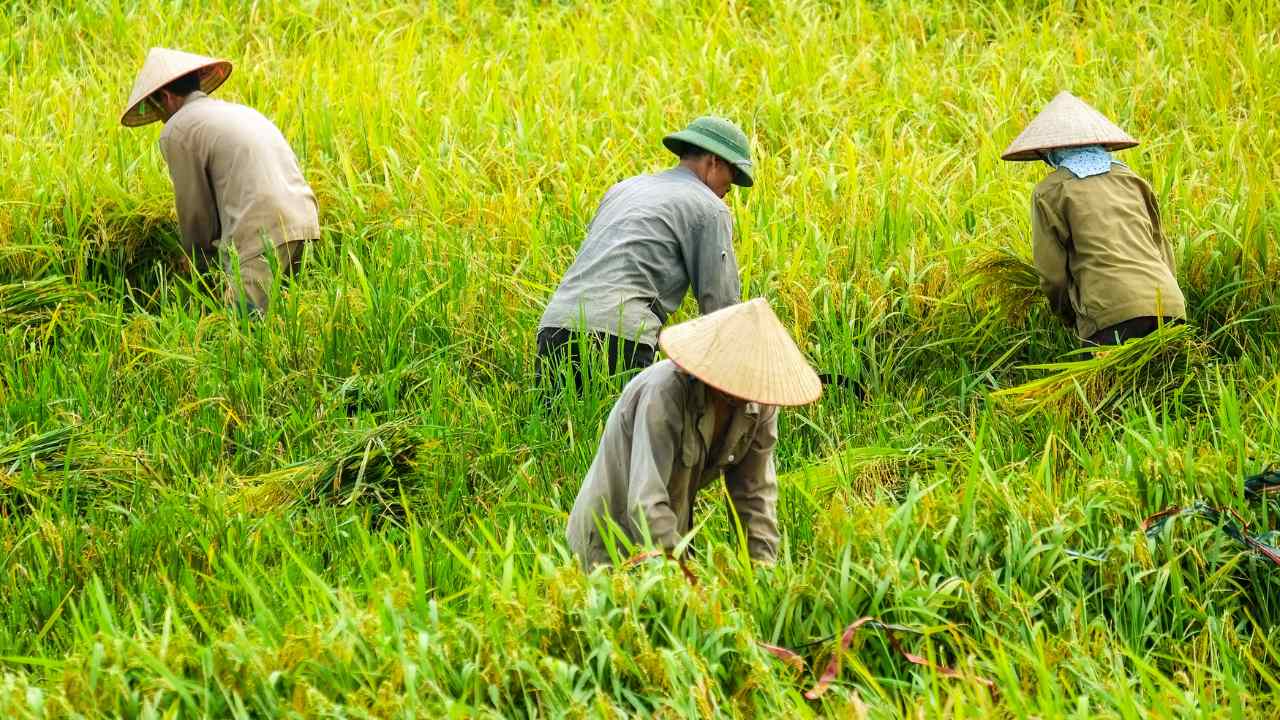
[
  {"left": 658, "top": 298, "right": 821, "bottom": 406},
  {"left": 120, "top": 48, "right": 232, "bottom": 127},
  {"left": 1001, "top": 91, "right": 1138, "bottom": 161}
]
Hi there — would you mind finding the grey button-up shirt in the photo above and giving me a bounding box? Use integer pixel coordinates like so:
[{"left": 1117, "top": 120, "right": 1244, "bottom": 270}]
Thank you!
[
  {"left": 159, "top": 92, "right": 320, "bottom": 261},
  {"left": 566, "top": 360, "right": 780, "bottom": 567},
  {"left": 539, "top": 167, "right": 741, "bottom": 347}
]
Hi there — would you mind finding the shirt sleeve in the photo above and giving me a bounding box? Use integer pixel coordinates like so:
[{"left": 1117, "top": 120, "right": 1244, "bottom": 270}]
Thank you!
[
  {"left": 684, "top": 207, "right": 741, "bottom": 315},
  {"left": 626, "top": 387, "right": 682, "bottom": 551},
  {"left": 723, "top": 409, "right": 780, "bottom": 563},
  {"left": 1030, "top": 191, "right": 1075, "bottom": 327},
  {"left": 159, "top": 134, "right": 219, "bottom": 256}
]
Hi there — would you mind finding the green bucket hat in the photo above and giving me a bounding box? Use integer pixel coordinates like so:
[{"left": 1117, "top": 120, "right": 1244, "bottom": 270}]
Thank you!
[{"left": 662, "top": 116, "right": 754, "bottom": 187}]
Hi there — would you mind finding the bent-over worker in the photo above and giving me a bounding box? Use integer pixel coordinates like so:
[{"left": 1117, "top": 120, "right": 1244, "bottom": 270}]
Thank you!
[
  {"left": 537, "top": 116, "right": 754, "bottom": 393},
  {"left": 1002, "top": 91, "right": 1185, "bottom": 346},
  {"left": 566, "top": 298, "right": 822, "bottom": 568},
  {"left": 121, "top": 48, "right": 319, "bottom": 313}
]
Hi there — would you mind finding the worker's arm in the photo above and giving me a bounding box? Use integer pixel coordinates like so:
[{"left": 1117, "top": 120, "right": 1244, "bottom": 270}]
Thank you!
[
  {"left": 1143, "top": 184, "right": 1177, "bottom": 275},
  {"left": 685, "top": 207, "right": 741, "bottom": 315},
  {"left": 626, "top": 387, "right": 683, "bottom": 553},
  {"left": 159, "top": 134, "right": 219, "bottom": 259},
  {"left": 723, "top": 408, "right": 781, "bottom": 564},
  {"left": 1030, "top": 192, "right": 1075, "bottom": 327}
]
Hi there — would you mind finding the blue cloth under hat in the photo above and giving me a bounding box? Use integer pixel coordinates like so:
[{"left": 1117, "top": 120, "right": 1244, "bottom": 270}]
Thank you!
[{"left": 1044, "top": 144, "right": 1114, "bottom": 178}]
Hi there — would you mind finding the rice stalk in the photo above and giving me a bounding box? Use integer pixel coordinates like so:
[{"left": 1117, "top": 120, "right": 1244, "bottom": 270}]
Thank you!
[
  {"left": 968, "top": 248, "right": 1042, "bottom": 324},
  {"left": 992, "top": 323, "right": 1211, "bottom": 418}
]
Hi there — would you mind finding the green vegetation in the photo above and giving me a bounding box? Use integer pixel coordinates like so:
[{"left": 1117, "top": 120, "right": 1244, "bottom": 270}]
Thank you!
[{"left": 2, "top": 0, "right": 1279, "bottom": 716}]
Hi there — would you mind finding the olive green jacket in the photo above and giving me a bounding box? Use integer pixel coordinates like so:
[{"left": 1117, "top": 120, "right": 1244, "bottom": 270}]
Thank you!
[{"left": 1031, "top": 165, "right": 1185, "bottom": 339}]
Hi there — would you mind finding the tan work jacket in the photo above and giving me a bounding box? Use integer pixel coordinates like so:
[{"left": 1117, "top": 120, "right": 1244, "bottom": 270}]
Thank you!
[
  {"left": 1031, "top": 164, "right": 1185, "bottom": 338},
  {"left": 566, "top": 360, "right": 781, "bottom": 568},
  {"left": 159, "top": 92, "right": 320, "bottom": 261}
]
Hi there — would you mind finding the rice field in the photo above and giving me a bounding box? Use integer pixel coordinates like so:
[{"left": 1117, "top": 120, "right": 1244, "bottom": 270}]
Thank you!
[{"left": 2, "top": 0, "right": 1279, "bottom": 716}]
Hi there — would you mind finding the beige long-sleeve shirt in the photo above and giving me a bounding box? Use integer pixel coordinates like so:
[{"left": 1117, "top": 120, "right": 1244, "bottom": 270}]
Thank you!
[
  {"left": 1031, "top": 164, "right": 1185, "bottom": 339},
  {"left": 566, "top": 360, "right": 780, "bottom": 568},
  {"left": 159, "top": 92, "right": 319, "bottom": 261}
]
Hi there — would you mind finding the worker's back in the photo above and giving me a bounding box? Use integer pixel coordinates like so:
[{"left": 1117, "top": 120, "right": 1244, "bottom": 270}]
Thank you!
[
  {"left": 1033, "top": 163, "right": 1185, "bottom": 337},
  {"left": 539, "top": 166, "right": 738, "bottom": 346},
  {"left": 160, "top": 93, "right": 319, "bottom": 257}
]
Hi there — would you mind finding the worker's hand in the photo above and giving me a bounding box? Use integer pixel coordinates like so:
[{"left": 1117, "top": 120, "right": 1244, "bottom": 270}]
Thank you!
[{"left": 663, "top": 549, "right": 698, "bottom": 586}]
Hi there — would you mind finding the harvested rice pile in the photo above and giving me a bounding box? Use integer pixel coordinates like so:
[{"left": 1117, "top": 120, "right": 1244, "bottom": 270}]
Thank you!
[
  {"left": 237, "top": 420, "right": 424, "bottom": 519},
  {"left": 993, "top": 323, "right": 1211, "bottom": 417}
]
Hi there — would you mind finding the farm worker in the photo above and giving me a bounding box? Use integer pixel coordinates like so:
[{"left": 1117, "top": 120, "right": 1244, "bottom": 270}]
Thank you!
[
  {"left": 120, "top": 48, "right": 319, "bottom": 313},
  {"left": 1001, "top": 91, "right": 1185, "bottom": 346},
  {"left": 536, "top": 116, "right": 753, "bottom": 393},
  {"left": 566, "top": 298, "right": 822, "bottom": 568}
]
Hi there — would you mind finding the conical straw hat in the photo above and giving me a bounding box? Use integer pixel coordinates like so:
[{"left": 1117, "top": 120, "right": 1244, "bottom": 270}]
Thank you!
[
  {"left": 1001, "top": 91, "right": 1138, "bottom": 161},
  {"left": 120, "top": 48, "right": 233, "bottom": 127},
  {"left": 658, "top": 298, "right": 822, "bottom": 406}
]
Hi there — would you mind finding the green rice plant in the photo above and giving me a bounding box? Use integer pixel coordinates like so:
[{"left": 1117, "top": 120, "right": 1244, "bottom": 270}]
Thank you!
[
  {"left": 992, "top": 323, "right": 1212, "bottom": 418},
  {"left": 1, "top": 0, "right": 1278, "bottom": 715}
]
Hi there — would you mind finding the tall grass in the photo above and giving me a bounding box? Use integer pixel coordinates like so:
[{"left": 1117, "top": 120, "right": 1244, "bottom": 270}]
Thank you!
[{"left": 1, "top": 0, "right": 1279, "bottom": 716}]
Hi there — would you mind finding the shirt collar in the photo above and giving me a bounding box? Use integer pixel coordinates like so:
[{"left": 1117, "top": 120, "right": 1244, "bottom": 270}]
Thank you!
[
  {"left": 176, "top": 91, "right": 209, "bottom": 114},
  {"left": 670, "top": 165, "right": 700, "bottom": 183},
  {"left": 685, "top": 374, "right": 762, "bottom": 453}
]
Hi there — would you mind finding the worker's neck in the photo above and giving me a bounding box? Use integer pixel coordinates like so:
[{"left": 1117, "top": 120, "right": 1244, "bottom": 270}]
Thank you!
[
  {"left": 158, "top": 91, "right": 198, "bottom": 122},
  {"left": 678, "top": 159, "right": 710, "bottom": 186}
]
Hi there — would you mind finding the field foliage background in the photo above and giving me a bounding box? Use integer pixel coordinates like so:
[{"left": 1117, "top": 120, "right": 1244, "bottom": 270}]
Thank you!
[{"left": 2, "top": 0, "right": 1279, "bottom": 716}]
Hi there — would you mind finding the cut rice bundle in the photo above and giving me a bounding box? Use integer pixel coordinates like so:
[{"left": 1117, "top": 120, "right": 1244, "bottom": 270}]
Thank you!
[
  {"left": 238, "top": 421, "right": 423, "bottom": 518},
  {"left": 0, "top": 425, "right": 153, "bottom": 512},
  {"left": 0, "top": 276, "right": 94, "bottom": 327},
  {"left": 993, "top": 323, "right": 1210, "bottom": 418},
  {"left": 969, "top": 248, "right": 1042, "bottom": 323},
  {"left": 781, "top": 445, "right": 947, "bottom": 503}
]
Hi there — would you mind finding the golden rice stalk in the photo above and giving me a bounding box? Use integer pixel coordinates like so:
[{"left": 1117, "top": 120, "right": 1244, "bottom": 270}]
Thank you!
[
  {"left": 993, "top": 323, "right": 1210, "bottom": 418},
  {"left": 969, "top": 248, "right": 1042, "bottom": 323}
]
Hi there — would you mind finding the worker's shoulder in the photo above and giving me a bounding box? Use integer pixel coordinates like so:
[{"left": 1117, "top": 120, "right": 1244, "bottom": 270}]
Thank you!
[
  {"left": 627, "top": 360, "right": 689, "bottom": 403},
  {"left": 1105, "top": 163, "right": 1154, "bottom": 193},
  {"left": 1031, "top": 167, "right": 1073, "bottom": 199},
  {"left": 165, "top": 97, "right": 278, "bottom": 140},
  {"left": 1033, "top": 164, "right": 1149, "bottom": 202},
  {"left": 635, "top": 168, "right": 728, "bottom": 217},
  {"left": 1055, "top": 164, "right": 1152, "bottom": 206}
]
